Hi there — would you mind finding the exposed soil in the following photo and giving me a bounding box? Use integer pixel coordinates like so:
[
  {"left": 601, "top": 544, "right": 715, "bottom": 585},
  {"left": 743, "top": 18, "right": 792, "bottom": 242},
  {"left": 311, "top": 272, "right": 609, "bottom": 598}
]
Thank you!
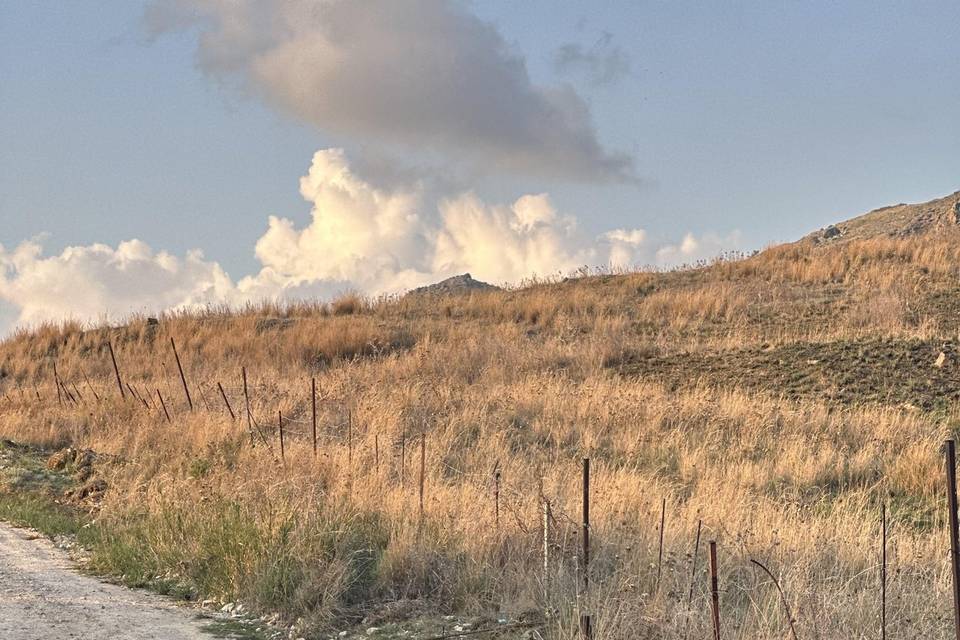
[{"left": 622, "top": 337, "right": 960, "bottom": 410}]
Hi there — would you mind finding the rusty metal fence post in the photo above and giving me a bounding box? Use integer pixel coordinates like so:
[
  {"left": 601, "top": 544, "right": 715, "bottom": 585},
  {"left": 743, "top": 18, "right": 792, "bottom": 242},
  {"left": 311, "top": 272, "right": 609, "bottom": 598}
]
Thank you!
[
  {"left": 311, "top": 378, "right": 317, "bottom": 456},
  {"left": 945, "top": 439, "right": 960, "bottom": 640},
  {"left": 170, "top": 338, "right": 193, "bottom": 411},
  {"left": 709, "top": 540, "right": 721, "bottom": 640},
  {"left": 108, "top": 340, "right": 124, "bottom": 400}
]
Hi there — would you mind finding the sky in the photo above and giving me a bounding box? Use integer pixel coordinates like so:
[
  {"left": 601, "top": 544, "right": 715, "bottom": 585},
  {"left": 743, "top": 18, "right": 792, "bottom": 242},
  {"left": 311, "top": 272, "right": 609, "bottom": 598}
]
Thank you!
[{"left": 1, "top": 0, "right": 958, "bottom": 334}]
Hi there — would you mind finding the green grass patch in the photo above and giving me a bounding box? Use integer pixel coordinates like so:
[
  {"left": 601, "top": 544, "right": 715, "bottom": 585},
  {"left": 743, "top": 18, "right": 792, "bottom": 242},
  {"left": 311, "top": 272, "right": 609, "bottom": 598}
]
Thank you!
[{"left": 0, "top": 490, "right": 84, "bottom": 538}]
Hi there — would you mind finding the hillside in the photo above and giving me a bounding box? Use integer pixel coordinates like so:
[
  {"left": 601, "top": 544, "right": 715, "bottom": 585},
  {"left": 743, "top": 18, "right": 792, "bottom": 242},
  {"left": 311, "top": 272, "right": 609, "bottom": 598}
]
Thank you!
[
  {"left": 804, "top": 190, "right": 960, "bottom": 244},
  {"left": 1, "top": 191, "right": 960, "bottom": 638}
]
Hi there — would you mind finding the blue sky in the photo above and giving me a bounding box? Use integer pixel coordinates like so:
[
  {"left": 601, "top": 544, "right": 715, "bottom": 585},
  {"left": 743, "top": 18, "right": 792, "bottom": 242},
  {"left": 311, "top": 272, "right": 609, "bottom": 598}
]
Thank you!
[{"left": 1, "top": 1, "right": 958, "bottom": 331}]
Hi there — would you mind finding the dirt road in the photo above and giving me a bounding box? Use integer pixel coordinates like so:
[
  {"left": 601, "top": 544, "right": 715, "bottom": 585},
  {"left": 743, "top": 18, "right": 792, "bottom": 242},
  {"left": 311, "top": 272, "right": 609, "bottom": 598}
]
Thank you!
[{"left": 0, "top": 522, "right": 221, "bottom": 639}]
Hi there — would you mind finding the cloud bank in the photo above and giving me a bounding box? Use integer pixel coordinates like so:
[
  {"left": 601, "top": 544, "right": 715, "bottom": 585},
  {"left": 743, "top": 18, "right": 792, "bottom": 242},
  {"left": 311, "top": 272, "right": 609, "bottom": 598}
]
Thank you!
[
  {"left": 0, "top": 239, "right": 233, "bottom": 330},
  {"left": 0, "top": 149, "right": 739, "bottom": 336},
  {"left": 146, "top": 0, "right": 635, "bottom": 182}
]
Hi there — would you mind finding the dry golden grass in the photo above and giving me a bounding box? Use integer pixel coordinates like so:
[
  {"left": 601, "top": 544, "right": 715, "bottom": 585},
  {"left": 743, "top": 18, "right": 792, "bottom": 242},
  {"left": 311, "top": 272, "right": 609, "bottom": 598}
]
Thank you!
[{"left": 2, "top": 232, "right": 960, "bottom": 637}]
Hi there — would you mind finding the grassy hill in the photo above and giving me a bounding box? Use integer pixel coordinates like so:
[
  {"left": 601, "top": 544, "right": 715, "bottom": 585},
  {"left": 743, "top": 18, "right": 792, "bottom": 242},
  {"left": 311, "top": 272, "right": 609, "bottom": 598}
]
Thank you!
[{"left": 2, "top": 191, "right": 960, "bottom": 638}]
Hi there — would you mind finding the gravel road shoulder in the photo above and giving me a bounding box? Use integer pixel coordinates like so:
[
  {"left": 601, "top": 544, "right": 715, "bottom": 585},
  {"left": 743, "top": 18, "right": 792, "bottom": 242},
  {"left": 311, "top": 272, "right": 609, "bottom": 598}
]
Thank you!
[{"left": 0, "top": 521, "right": 226, "bottom": 639}]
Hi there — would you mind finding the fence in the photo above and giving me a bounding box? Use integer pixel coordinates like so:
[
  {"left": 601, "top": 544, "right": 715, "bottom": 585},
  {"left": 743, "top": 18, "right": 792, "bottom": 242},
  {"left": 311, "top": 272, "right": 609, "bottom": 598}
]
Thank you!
[{"left": 3, "top": 340, "right": 960, "bottom": 640}]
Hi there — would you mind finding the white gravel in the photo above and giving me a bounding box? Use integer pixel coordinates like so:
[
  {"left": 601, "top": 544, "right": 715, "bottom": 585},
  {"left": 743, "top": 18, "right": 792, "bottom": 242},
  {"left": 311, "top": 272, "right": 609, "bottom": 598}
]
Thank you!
[{"left": 0, "top": 522, "right": 218, "bottom": 639}]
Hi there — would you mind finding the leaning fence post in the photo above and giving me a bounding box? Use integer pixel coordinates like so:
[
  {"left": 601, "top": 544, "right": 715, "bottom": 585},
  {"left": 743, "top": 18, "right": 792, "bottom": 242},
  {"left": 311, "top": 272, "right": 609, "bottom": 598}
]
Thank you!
[
  {"left": 170, "top": 338, "right": 193, "bottom": 411},
  {"left": 196, "top": 382, "right": 211, "bottom": 411},
  {"left": 217, "top": 382, "right": 235, "bottom": 420},
  {"left": 945, "top": 439, "right": 960, "bottom": 640},
  {"left": 688, "top": 519, "right": 703, "bottom": 606},
  {"left": 749, "top": 558, "right": 798, "bottom": 640},
  {"left": 242, "top": 367, "right": 253, "bottom": 444},
  {"left": 682, "top": 518, "right": 704, "bottom": 640},
  {"left": 52, "top": 362, "right": 63, "bottom": 407},
  {"left": 709, "top": 540, "right": 721, "bottom": 640},
  {"left": 157, "top": 389, "right": 171, "bottom": 423},
  {"left": 71, "top": 382, "right": 84, "bottom": 404},
  {"left": 81, "top": 368, "right": 101, "bottom": 402},
  {"left": 108, "top": 340, "right": 125, "bottom": 400}
]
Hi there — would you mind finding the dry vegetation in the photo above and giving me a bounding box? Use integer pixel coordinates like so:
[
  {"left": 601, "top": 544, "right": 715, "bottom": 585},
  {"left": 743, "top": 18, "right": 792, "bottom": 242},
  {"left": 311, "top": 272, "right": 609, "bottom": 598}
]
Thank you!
[{"left": 4, "top": 227, "right": 960, "bottom": 638}]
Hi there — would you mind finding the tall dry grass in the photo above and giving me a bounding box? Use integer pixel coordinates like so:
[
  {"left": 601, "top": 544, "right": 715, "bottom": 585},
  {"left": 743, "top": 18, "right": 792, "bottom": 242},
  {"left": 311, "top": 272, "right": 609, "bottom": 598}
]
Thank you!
[{"left": 1, "top": 235, "right": 960, "bottom": 637}]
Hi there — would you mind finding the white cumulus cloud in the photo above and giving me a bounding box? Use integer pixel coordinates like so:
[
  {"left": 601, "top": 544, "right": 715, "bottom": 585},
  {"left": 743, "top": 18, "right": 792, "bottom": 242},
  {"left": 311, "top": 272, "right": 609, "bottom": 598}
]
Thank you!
[
  {"left": 0, "top": 239, "right": 233, "bottom": 331},
  {"left": 0, "top": 149, "right": 741, "bottom": 336}
]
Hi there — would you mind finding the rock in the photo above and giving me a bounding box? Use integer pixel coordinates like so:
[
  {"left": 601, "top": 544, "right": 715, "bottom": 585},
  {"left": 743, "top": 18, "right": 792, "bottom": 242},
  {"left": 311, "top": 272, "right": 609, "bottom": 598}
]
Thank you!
[
  {"left": 74, "top": 465, "right": 94, "bottom": 483},
  {"left": 822, "top": 225, "right": 841, "bottom": 240},
  {"left": 73, "top": 449, "right": 95, "bottom": 469},
  {"left": 46, "top": 448, "right": 74, "bottom": 471},
  {"left": 70, "top": 479, "right": 107, "bottom": 501},
  {"left": 408, "top": 273, "right": 499, "bottom": 297}
]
